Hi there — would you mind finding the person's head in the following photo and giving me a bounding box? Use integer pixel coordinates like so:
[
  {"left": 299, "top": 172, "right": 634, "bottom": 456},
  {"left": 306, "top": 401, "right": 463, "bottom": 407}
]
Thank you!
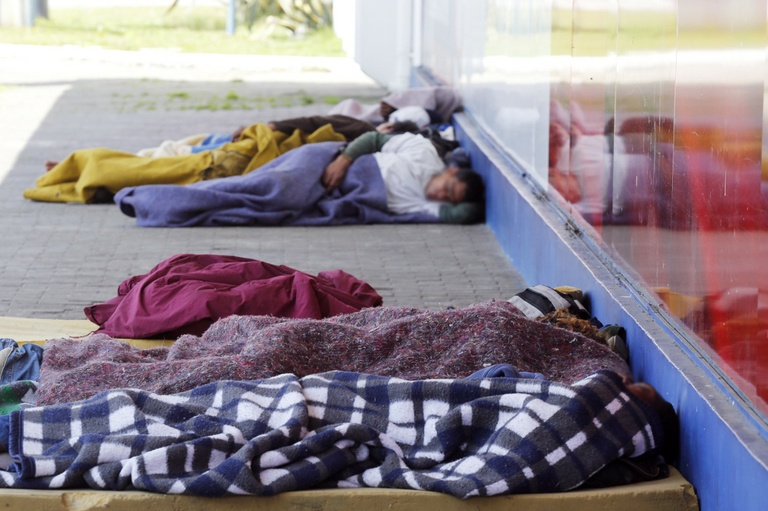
[
  {"left": 379, "top": 101, "right": 397, "bottom": 119},
  {"left": 539, "top": 308, "right": 601, "bottom": 340},
  {"left": 425, "top": 166, "right": 484, "bottom": 204},
  {"left": 388, "top": 106, "right": 431, "bottom": 129},
  {"left": 376, "top": 120, "right": 420, "bottom": 134},
  {"left": 549, "top": 121, "right": 569, "bottom": 167},
  {"left": 623, "top": 376, "right": 680, "bottom": 465},
  {"left": 626, "top": 381, "right": 663, "bottom": 408}
]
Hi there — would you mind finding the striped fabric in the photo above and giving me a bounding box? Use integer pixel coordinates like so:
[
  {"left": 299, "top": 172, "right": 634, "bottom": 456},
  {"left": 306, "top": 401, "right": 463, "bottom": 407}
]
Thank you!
[{"left": 508, "top": 285, "right": 590, "bottom": 320}]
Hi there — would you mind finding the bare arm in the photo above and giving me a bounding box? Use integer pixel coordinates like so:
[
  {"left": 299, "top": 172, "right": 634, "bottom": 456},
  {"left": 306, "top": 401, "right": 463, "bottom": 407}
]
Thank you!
[
  {"left": 321, "top": 132, "right": 394, "bottom": 192},
  {"left": 321, "top": 153, "right": 353, "bottom": 192}
]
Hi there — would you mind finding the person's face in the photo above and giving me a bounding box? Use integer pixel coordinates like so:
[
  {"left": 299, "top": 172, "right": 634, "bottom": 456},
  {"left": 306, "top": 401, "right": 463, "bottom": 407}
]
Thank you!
[
  {"left": 380, "top": 102, "right": 396, "bottom": 119},
  {"left": 425, "top": 167, "right": 468, "bottom": 203}
]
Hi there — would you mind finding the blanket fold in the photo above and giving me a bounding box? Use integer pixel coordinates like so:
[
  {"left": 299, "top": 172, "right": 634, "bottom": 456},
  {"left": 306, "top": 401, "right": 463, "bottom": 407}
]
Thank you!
[{"left": 1, "top": 371, "right": 660, "bottom": 497}]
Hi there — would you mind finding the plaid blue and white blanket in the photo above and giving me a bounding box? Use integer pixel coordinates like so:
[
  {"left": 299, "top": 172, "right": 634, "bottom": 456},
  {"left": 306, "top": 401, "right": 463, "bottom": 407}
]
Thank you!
[{"left": 0, "top": 370, "right": 659, "bottom": 497}]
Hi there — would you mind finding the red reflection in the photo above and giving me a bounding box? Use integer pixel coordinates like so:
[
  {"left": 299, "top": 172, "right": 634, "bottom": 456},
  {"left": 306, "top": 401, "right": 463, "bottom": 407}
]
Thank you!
[
  {"left": 678, "top": 288, "right": 768, "bottom": 404},
  {"left": 671, "top": 123, "right": 766, "bottom": 231},
  {"left": 548, "top": 99, "right": 606, "bottom": 218},
  {"left": 548, "top": 99, "right": 768, "bottom": 411},
  {"left": 549, "top": 119, "right": 581, "bottom": 203}
]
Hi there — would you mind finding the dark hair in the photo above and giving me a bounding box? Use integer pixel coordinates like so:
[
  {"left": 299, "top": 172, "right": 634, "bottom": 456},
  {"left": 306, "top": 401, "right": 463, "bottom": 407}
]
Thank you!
[
  {"left": 655, "top": 400, "right": 680, "bottom": 465},
  {"left": 426, "top": 108, "right": 444, "bottom": 124},
  {"left": 389, "top": 121, "right": 420, "bottom": 134},
  {"left": 419, "top": 127, "right": 460, "bottom": 156},
  {"left": 455, "top": 167, "right": 485, "bottom": 203}
]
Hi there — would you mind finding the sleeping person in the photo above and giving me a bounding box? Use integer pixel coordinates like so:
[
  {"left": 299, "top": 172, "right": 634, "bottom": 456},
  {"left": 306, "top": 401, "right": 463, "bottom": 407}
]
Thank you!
[
  {"left": 25, "top": 121, "right": 347, "bottom": 204},
  {"left": 24, "top": 110, "right": 441, "bottom": 205},
  {"left": 328, "top": 86, "right": 463, "bottom": 126},
  {"left": 116, "top": 131, "right": 485, "bottom": 227},
  {"left": 135, "top": 111, "right": 427, "bottom": 159}
]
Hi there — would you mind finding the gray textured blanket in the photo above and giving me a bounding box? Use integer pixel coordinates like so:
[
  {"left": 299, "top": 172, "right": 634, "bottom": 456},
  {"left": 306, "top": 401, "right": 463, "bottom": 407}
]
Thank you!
[{"left": 36, "top": 300, "right": 629, "bottom": 406}]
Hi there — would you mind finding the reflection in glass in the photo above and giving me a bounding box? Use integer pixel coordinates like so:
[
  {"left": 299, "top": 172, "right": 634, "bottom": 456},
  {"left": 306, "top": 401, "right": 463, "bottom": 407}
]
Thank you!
[
  {"left": 422, "top": 0, "right": 551, "bottom": 182},
  {"left": 599, "top": 0, "right": 768, "bottom": 412},
  {"left": 421, "top": 0, "right": 768, "bottom": 416}
]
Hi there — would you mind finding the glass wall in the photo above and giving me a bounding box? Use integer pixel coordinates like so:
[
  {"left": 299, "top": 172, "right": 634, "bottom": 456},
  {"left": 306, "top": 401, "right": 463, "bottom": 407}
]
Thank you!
[
  {"left": 420, "top": 0, "right": 768, "bottom": 417},
  {"left": 422, "top": 0, "right": 552, "bottom": 178}
]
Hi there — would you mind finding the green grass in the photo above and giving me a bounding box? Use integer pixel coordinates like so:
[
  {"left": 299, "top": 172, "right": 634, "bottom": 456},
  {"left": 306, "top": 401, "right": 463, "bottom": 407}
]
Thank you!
[
  {"left": 106, "top": 82, "right": 348, "bottom": 112},
  {"left": 0, "top": 6, "right": 345, "bottom": 56},
  {"left": 548, "top": 7, "right": 765, "bottom": 55}
]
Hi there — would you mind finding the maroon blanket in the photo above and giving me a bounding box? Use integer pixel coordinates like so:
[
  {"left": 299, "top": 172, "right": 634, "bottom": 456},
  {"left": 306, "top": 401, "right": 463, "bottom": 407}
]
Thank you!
[
  {"left": 40, "top": 300, "right": 629, "bottom": 405},
  {"left": 84, "top": 254, "right": 382, "bottom": 339}
]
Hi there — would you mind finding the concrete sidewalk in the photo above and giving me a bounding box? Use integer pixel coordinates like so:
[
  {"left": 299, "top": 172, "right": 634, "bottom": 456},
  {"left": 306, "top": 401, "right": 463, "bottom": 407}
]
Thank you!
[
  {"left": 0, "top": 44, "right": 527, "bottom": 320},
  {"left": 0, "top": 45, "right": 701, "bottom": 511}
]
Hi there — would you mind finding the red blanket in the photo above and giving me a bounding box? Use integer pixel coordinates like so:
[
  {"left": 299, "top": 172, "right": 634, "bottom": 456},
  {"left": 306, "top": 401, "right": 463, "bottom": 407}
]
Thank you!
[{"left": 84, "top": 254, "right": 382, "bottom": 339}]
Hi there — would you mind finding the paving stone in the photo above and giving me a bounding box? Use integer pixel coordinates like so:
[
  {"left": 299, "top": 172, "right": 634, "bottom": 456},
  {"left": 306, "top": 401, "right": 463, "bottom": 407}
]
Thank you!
[{"left": 0, "top": 45, "right": 528, "bottom": 320}]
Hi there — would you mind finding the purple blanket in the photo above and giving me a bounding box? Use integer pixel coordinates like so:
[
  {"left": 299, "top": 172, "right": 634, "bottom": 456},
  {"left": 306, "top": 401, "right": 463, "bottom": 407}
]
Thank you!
[
  {"left": 115, "top": 142, "right": 437, "bottom": 227},
  {"left": 37, "top": 300, "right": 630, "bottom": 406}
]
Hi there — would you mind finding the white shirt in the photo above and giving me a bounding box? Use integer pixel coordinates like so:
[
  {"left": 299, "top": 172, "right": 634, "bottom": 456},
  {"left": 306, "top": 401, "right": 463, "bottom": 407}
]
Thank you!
[{"left": 373, "top": 133, "right": 445, "bottom": 216}]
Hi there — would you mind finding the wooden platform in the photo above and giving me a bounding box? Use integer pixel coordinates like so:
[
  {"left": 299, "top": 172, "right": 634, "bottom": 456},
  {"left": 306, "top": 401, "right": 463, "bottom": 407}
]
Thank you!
[
  {"left": 1, "top": 316, "right": 173, "bottom": 347},
  {"left": 0, "top": 468, "right": 697, "bottom": 511}
]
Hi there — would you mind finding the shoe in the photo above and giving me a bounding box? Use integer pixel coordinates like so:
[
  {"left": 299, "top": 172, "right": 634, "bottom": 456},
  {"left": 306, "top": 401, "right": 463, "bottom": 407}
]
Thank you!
[{"left": 600, "top": 325, "right": 629, "bottom": 361}]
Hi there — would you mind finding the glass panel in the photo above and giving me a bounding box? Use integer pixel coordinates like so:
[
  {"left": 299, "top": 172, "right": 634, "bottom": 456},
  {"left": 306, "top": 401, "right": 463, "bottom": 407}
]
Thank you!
[
  {"left": 419, "top": 0, "right": 768, "bottom": 417},
  {"left": 601, "top": 0, "right": 768, "bottom": 413},
  {"left": 422, "top": 0, "right": 551, "bottom": 183},
  {"left": 421, "top": 0, "right": 456, "bottom": 84},
  {"left": 551, "top": 0, "right": 619, "bottom": 224}
]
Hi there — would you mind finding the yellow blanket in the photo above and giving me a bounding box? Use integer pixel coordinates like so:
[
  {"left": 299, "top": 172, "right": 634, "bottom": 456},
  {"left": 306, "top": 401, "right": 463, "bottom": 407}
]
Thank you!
[{"left": 23, "top": 123, "right": 345, "bottom": 203}]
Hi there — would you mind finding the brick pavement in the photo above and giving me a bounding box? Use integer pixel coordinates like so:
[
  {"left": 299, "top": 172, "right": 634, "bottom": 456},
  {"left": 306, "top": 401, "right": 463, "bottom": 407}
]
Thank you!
[{"left": 0, "top": 44, "right": 527, "bottom": 320}]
